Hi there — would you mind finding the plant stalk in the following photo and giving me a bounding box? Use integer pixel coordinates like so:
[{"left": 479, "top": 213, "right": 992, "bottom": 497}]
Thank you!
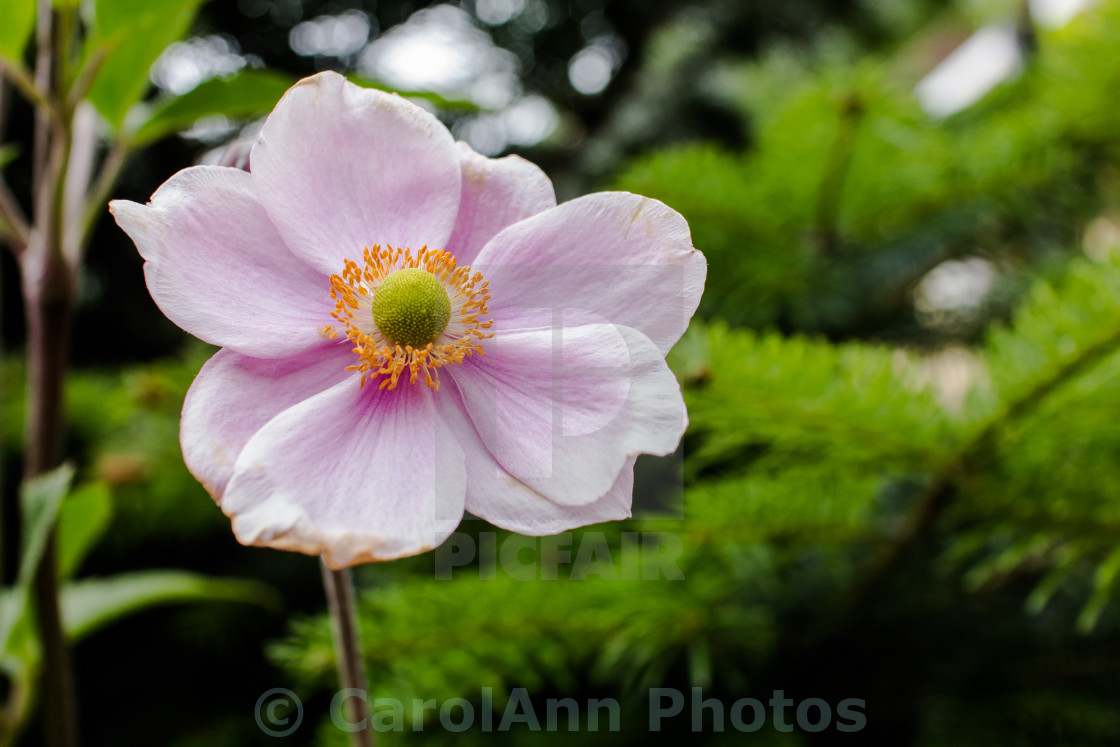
[
  {"left": 320, "top": 560, "right": 375, "bottom": 747},
  {"left": 23, "top": 2, "right": 80, "bottom": 745},
  {"left": 22, "top": 245, "right": 77, "bottom": 747}
]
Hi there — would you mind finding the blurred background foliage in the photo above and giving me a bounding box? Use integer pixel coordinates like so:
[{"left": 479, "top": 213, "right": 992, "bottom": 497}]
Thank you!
[{"left": 6, "top": 0, "right": 1120, "bottom": 744}]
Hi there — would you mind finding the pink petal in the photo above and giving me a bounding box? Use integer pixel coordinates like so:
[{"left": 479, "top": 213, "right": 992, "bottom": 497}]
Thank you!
[
  {"left": 445, "top": 142, "right": 556, "bottom": 267},
  {"left": 473, "top": 192, "right": 706, "bottom": 354},
  {"left": 222, "top": 378, "right": 466, "bottom": 567},
  {"left": 110, "top": 167, "right": 332, "bottom": 358},
  {"left": 180, "top": 343, "right": 356, "bottom": 502},
  {"left": 435, "top": 382, "right": 634, "bottom": 533},
  {"left": 250, "top": 72, "right": 462, "bottom": 275},
  {"left": 448, "top": 323, "right": 685, "bottom": 507}
]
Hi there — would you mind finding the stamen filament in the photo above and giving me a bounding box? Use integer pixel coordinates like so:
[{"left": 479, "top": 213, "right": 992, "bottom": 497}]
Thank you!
[{"left": 325, "top": 245, "right": 493, "bottom": 391}]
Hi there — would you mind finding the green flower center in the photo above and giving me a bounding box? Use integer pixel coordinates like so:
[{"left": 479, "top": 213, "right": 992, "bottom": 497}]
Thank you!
[{"left": 371, "top": 268, "right": 452, "bottom": 348}]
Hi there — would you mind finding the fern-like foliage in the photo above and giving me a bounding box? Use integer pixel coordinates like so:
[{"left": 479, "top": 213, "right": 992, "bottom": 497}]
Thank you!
[{"left": 264, "top": 5, "right": 1120, "bottom": 745}]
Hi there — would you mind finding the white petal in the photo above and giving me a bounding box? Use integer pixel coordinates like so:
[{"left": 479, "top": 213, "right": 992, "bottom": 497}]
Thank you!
[
  {"left": 435, "top": 382, "right": 634, "bottom": 533},
  {"left": 180, "top": 344, "right": 356, "bottom": 501},
  {"left": 110, "top": 166, "right": 332, "bottom": 358},
  {"left": 449, "top": 323, "right": 686, "bottom": 506},
  {"left": 474, "top": 192, "right": 706, "bottom": 354},
  {"left": 251, "top": 72, "right": 462, "bottom": 275},
  {"left": 223, "top": 378, "right": 466, "bottom": 567},
  {"left": 445, "top": 142, "right": 556, "bottom": 266}
]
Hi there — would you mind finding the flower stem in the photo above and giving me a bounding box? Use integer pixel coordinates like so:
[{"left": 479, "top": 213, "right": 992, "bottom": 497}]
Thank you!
[{"left": 320, "top": 560, "right": 375, "bottom": 747}]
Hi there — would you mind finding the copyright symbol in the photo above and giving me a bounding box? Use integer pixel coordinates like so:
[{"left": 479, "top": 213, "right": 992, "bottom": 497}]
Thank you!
[{"left": 255, "top": 688, "right": 304, "bottom": 737}]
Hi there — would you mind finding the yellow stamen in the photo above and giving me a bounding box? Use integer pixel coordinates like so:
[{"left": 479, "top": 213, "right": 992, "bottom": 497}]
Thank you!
[{"left": 324, "top": 245, "right": 493, "bottom": 391}]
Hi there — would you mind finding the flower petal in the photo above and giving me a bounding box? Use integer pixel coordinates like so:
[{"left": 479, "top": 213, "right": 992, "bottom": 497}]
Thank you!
[
  {"left": 222, "top": 378, "right": 466, "bottom": 567},
  {"left": 445, "top": 142, "right": 556, "bottom": 267},
  {"left": 449, "top": 323, "right": 685, "bottom": 507},
  {"left": 473, "top": 192, "right": 706, "bottom": 354},
  {"left": 110, "top": 166, "right": 332, "bottom": 358},
  {"left": 180, "top": 343, "right": 356, "bottom": 502},
  {"left": 250, "top": 71, "right": 462, "bottom": 275},
  {"left": 434, "top": 381, "right": 634, "bottom": 533}
]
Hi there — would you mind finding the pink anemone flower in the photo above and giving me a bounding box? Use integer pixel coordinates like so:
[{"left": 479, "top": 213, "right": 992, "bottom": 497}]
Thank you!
[{"left": 110, "top": 72, "right": 705, "bottom": 568}]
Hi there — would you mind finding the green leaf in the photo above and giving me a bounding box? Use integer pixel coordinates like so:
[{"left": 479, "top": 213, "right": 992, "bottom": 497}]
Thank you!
[
  {"left": 18, "top": 464, "right": 76, "bottom": 587},
  {"left": 0, "top": 0, "right": 36, "bottom": 62},
  {"left": 982, "top": 257, "right": 1120, "bottom": 415},
  {"left": 2, "top": 465, "right": 74, "bottom": 682},
  {"left": 62, "top": 571, "right": 278, "bottom": 641},
  {"left": 1026, "top": 545, "right": 1081, "bottom": 616},
  {"left": 85, "top": 0, "right": 208, "bottom": 128},
  {"left": 1076, "top": 548, "right": 1120, "bottom": 634},
  {"left": 57, "top": 482, "right": 113, "bottom": 579},
  {"left": 671, "top": 322, "right": 953, "bottom": 474},
  {"left": 131, "top": 69, "right": 295, "bottom": 146},
  {"left": 347, "top": 74, "right": 480, "bottom": 111},
  {"left": 0, "top": 143, "right": 20, "bottom": 170},
  {"left": 681, "top": 465, "right": 883, "bottom": 544},
  {"left": 0, "top": 588, "right": 38, "bottom": 682}
]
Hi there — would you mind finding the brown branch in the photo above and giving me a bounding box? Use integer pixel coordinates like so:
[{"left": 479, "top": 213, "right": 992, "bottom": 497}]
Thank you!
[
  {"left": 63, "top": 48, "right": 104, "bottom": 116},
  {"left": 31, "top": 0, "right": 53, "bottom": 199},
  {"left": 0, "top": 64, "right": 30, "bottom": 254},
  {"left": 0, "top": 186, "right": 29, "bottom": 251},
  {"left": 21, "top": 229, "right": 78, "bottom": 747},
  {"left": 838, "top": 323, "right": 1120, "bottom": 619},
  {"left": 0, "top": 68, "right": 8, "bottom": 142},
  {"left": 0, "top": 58, "right": 58, "bottom": 124},
  {"left": 77, "top": 141, "right": 128, "bottom": 258},
  {"left": 62, "top": 104, "right": 96, "bottom": 261},
  {"left": 24, "top": 2, "right": 80, "bottom": 746},
  {"left": 814, "top": 93, "right": 864, "bottom": 256}
]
